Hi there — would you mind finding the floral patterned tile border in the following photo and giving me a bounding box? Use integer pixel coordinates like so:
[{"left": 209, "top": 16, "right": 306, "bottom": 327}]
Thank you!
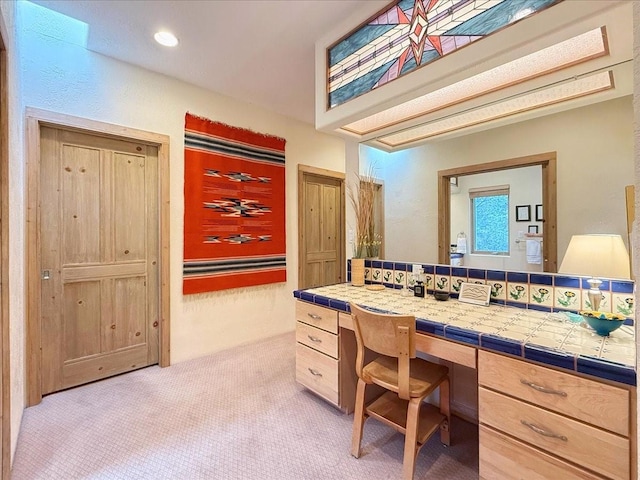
[{"left": 349, "top": 259, "right": 636, "bottom": 321}]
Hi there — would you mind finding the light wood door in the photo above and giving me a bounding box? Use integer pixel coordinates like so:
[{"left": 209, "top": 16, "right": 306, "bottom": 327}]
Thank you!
[
  {"left": 299, "top": 168, "right": 344, "bottom": 289},
  {"left": 39, "top": 127, "right": 160, "bottom": 394}
]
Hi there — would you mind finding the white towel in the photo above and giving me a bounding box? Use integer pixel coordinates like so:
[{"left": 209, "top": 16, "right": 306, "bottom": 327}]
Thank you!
[
  {"left": 456, "top": 236, "right": 467, "bottom": 254},
  {"left": 526, "top": 239, "right": 542, "bottom": 264}
]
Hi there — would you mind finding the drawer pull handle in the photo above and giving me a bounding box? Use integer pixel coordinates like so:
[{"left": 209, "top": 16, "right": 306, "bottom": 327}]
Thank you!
[
  {"left": 308, "top": 368, "right": 323, "bottom": 377},
  {"left": 520, "top": 379, "right": 567, "bottom": 397},
  {"left": 307, "top": 335, "right": 322, "bottom": 343},
  {"left": 308, "top": 313, "right": 322, "bottom": 320},
  {"left": 521, "top": 420, "right": 567, "bottom": 441}
]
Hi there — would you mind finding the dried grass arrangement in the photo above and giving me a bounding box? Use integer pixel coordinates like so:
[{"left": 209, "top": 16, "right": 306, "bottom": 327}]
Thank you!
[{"left": 348, "top": 166, "right": 379, "bottom": 259}]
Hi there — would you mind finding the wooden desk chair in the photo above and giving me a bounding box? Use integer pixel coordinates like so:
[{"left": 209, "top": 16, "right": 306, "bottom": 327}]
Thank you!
[{"left": 349, "top": 303, "right": 450, "bottom": 480}]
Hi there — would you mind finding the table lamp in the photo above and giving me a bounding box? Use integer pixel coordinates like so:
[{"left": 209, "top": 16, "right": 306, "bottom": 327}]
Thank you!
[{"left": 558, "top": 234, "right": 631, "bottom": 311}]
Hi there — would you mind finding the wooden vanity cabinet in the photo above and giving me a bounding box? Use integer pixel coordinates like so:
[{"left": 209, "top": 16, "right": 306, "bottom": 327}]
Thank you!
[
  {"left": 478, "top": 350, "right": 634, "bottom": 480},
  {"left": 295, "top": 301, "right": 357, "bottom": 412},
  {"left": 295, "top": 299, "right": 479, "bottom": 416}
]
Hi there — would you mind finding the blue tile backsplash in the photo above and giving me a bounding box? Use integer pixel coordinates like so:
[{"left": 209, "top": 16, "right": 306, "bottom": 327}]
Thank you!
[{"left": 348, "top": 259, "right": 635, "bottom": 320}]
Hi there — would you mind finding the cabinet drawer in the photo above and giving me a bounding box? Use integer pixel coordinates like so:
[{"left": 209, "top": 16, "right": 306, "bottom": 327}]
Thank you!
[
  {"left": 416, "top": 334, "right": 477, "bottom": 369},
  {"left": 479, "top": 425, "right": 603, "bottom": 480},
  {"left": 296, "top": 343, "right": 339, "bottom": 405},
  {"left": 296, "top": 321, "right": 338, "bottom": 358},
  {"left": 479, "top": 387, "right": 629, "bottom": 480},
  {"left": 478, "top": 350, "right": 629, "bottom": 436},
  {"left": 296, "top": 302, "right": 338, "bottom": 334}
]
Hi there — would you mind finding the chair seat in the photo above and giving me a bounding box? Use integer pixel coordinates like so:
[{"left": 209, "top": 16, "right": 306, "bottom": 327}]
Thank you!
[{"left": 362, "top": 355, "right": 448, "bottom": 398}]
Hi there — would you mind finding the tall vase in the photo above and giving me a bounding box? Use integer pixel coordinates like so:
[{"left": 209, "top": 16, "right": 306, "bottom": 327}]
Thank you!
[{"left": 351, "top": 258, "right": 365, "bottom": 286}]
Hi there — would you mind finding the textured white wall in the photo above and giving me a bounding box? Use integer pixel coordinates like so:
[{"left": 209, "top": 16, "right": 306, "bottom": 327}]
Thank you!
[
  {"left": 361, "top": 97, "right": 633, "bottom": 266},
  {"left": 6, "top": 1, "right": 347, "bottom": 459}
]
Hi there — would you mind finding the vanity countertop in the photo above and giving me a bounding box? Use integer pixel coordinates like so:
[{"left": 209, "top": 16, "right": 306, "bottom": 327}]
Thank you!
[{"left": 294, "top": 283, "right": 636, "bottom": 386}]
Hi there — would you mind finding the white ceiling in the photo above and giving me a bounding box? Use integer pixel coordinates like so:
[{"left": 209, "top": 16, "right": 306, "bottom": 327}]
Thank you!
[{"left": 31, "top": 0, "right": 388, "bottom": 125}]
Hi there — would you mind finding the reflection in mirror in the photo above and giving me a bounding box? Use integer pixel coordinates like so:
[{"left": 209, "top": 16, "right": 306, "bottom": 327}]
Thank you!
[
  {"left": 450, "top": 166, "right": 542, "bottom": 272},
  {"left": 359, "top": 96, "right": 633, "bottom": 278},
  {"left": 438, "top": 152, "right": 556, "bottom": 272}
]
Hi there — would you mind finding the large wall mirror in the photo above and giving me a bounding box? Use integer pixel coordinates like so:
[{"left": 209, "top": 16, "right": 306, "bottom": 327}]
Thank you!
[{"left": 358, "top": 94, "right": 633, "bottom": 277}]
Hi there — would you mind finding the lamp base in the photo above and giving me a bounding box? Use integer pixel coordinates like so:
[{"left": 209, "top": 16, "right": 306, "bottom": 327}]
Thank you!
[{"left": 587, "top": 277, "right": 603, "bottom": 311}]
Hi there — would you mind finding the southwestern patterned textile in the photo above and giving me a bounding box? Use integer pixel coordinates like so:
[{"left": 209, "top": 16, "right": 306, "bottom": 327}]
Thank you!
[{"left": 183, "top": 114, "right": 286, "bottom": 294}]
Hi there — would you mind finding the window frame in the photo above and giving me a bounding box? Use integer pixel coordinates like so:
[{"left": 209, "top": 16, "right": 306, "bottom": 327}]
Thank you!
[{"left": 469, "top": 185, "right": 510, "bottom": 255}]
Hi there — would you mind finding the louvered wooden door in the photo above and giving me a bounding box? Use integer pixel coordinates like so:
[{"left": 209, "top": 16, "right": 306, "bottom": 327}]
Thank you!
[{"left": 39, "top": 127, "right": 159, "bottom": 394}]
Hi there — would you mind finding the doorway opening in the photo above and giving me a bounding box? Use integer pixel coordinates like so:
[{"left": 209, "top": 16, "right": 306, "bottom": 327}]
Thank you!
[{"left": 438, "top": 152, "right": 557, "bottom": 272}]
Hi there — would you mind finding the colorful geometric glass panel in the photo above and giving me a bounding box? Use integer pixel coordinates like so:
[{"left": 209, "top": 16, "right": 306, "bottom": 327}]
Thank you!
[{"left": 327, "top": 0, "right": 562, "bottom": 109}]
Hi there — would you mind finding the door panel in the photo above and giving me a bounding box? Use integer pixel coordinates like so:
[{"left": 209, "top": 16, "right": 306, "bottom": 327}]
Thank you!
[
  {"left": 323, "top": 261, "right": 337, "bottom": 286},
  {"left": 40, "top": 127, "right": 159, "bottom": 394},
  {"left": 111, "top": 276, "right": 147, "bottom": 350},
  {"left": 63, "top": 281, "right": 101, "bottom": 359},
  {"left": 113, "top": 151, "right": 146, "bottom": 262},
  {"left": 63, "top": 346, "right": 148, "bottom": 389},
  {"left": 306, "top": 263, "right": 321, "bottom": 289},
  {"left": 322, "top": 186, "right": 338, "bottom": 255},
  {"left": 61, "top": 143, "right": 101, "bottom": 264},
  {"left": 306, "top": 183, "right": 321, "bottom": 254}
]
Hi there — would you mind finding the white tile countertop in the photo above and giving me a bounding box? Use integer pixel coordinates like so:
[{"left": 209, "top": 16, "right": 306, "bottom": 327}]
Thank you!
[{"left": 294, "top": 283, "right": 636, "bottom": 386}]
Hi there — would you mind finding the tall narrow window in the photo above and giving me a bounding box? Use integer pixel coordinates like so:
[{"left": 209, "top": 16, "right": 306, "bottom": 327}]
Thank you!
[{"left": 470, "top": 185, "right": 510, "bottom": 255}]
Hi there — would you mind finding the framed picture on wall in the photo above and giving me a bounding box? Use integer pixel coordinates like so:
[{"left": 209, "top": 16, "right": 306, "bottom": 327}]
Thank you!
[
  {"left": 515, "top": 205, "right": 531, "bottom": 222},
  {"left": 528, "top": 225, "right": 539, "bottom": 234},
  {"left": 535, "top": 204, "right": 543, "bottom": 221}
]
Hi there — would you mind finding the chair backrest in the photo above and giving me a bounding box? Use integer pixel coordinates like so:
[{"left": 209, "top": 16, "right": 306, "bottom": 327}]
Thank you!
[{"left": 349, "top": 303, "right": 416, "bottom": 398}]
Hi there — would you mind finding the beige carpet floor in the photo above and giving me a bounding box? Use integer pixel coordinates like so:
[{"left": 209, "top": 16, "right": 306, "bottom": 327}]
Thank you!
[{"left": 11, "top": 332, "right": 478, "bottom": 479}]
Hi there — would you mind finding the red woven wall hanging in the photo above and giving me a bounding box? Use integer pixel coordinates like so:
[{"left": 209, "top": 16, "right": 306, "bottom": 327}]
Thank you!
[{"left": 183, "top": 113, "right": 286, "bottom": 294}]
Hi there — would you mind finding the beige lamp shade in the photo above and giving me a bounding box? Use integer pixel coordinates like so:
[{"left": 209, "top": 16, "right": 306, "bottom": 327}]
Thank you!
[{"left": 558, "top": 234, "right": 630, "bottom": 279}]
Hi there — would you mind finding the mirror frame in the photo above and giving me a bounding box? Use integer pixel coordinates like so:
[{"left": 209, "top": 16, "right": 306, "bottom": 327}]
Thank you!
[{"left": 438, "top": 151, "right": 558, "bottom": 272}]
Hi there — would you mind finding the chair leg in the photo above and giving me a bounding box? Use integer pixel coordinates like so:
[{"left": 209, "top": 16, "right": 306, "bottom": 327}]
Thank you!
[
  {"left": 351, "top": 378, "right": 367, "bottom": 458},
  {"left": 402, "top": 397, "right": 421, "bottom": 480},
  {"left": 439, "top": 377, "right": 451, "bottom": 446}
]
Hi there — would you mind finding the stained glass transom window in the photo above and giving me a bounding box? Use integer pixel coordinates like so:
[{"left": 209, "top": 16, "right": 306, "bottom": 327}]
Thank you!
[{"left": 327, "top": 0, "right": 562, "bottom": 109}]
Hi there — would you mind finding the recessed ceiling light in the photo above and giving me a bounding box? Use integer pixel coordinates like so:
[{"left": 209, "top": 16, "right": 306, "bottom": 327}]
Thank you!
[{"left": 154, "top": 31, "right": 179, "bottom": 47}]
